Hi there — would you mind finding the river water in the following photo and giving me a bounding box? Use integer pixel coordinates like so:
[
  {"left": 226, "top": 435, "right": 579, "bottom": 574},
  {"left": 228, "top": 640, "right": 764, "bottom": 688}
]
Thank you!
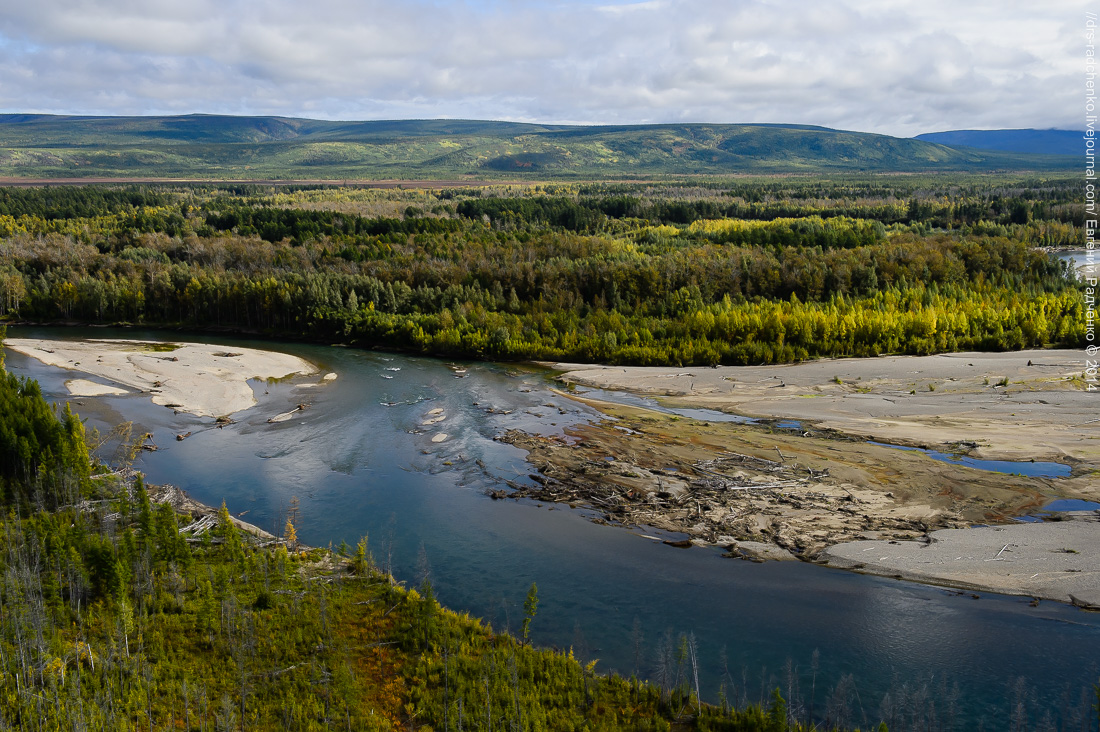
[
  {"left": 6, "top": 327, "right": 1100, "bottom": 729},
  {"left": 1059, "top": 250, "right": 1094, "bottom": 280}
]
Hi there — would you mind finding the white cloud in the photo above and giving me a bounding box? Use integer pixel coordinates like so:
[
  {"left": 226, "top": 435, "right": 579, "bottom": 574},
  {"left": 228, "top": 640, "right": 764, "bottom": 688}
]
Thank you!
[{"left": 0, "top": 0, "right": 1084, "bottom": 134}]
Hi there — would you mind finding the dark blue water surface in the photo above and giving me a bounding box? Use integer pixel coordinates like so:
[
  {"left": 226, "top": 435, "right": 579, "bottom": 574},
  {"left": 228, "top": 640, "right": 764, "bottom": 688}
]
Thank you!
[
  {"left": 7, "top": 327, "right": 1099, "bottom": 730},
  {"left": 867, "top": 442, "right": 1072, "bottom": 478},
  {"left": 1044, "top": 499, "right": 1100, "bottom": 512}
]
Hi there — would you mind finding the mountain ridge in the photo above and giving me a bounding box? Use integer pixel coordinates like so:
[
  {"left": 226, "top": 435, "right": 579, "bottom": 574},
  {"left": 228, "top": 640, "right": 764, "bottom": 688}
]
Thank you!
[
  {"left": 0, "top": 114, "right": 1076, "bottom": 179},
  {"left": 915, "top": 128, "right": 1081, "bottom": 157}
]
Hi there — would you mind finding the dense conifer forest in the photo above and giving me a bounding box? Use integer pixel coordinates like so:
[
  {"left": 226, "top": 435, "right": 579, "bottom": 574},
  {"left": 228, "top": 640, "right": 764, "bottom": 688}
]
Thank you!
[{"left": 0, "top": 177, "right": 1084, "bottom": 365}]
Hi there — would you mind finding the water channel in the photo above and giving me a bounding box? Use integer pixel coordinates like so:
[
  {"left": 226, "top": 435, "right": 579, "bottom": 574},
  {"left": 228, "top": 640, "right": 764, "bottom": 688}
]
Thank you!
[{"left": 6, "top": 326, "right": 1099, "bottom": 728}]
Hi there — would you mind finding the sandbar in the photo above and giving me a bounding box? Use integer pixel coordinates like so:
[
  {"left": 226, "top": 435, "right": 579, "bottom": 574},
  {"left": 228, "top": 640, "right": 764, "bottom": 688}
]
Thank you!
[
  {"left": 6, "top": 338, "right": 318, "bottom": 418},
  {"left": 66, "top": 378, "right": 130, "bottom": 397},
  {"left": 553, "top": 349, "right": 1098, "bottom": 463},
  {"left": 506, "top": 350, "right": 1100, "bottom": 605},
  {"left": 824, "top": 513, "right": 1100, "bottom": 607}
]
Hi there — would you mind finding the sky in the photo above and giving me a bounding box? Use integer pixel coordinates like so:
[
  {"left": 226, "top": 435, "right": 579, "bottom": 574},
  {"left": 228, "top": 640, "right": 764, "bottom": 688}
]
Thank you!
[{"left": 0, "top": 0, "right": 1087, "bottom": 137}]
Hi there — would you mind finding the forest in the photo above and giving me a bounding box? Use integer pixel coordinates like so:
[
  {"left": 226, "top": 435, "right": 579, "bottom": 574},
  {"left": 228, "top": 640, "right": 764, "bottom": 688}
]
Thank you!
[{"left": 0, "top": 176, "right": 1085, "bottom": 366}]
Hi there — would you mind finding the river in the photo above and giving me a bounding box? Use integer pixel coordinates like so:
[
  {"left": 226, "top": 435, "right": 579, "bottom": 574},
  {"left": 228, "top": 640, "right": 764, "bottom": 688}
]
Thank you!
[
  {"left": 6, "top": 326, "right": 1100, "bottom": 729},
  {"left": 1059, "top": 249, "right": 1094, "bottom": 280}
]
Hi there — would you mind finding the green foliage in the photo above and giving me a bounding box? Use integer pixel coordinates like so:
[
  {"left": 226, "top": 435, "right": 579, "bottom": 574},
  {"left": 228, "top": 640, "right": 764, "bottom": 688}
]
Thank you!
[
  {"left": 522, "top": 581, "right": 539, "bottom": 644},
  {"left": 0, "top": 116, "right": 1076, "bottom": 179},
  {"left": 0, "top": 352, "right": 91, "bottom": 510},
  {"left": 0, "top": 179, "right": 1086, "bottom": 366}
]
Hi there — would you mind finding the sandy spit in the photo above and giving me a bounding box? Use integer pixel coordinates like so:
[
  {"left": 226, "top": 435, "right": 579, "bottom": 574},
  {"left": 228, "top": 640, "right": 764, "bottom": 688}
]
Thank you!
[
  {"left": 6, "top": 338, "right": 318, "bottom": 418},
  {"left": 824, "top": 513, "right": 1100, "bottom": 607}
]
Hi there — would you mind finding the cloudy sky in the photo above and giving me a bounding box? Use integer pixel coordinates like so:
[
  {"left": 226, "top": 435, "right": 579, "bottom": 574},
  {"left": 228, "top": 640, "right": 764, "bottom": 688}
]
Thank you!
[{"left": 0, "top": 0, "right": 1086, "bottom": 136}]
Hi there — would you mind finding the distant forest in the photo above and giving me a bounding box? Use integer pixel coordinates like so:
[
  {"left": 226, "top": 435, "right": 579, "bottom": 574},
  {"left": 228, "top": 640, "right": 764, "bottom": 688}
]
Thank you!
[{"left": 0, "top": 175, "right": 1085, "bottom": 366}]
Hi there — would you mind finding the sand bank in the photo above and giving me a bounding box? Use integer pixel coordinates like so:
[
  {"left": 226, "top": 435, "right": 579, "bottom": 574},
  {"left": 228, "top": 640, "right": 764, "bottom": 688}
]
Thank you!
[
  {"left": 66, "top": 378, "right": 130, "bottom": 397},
  {"left": 824, "top": 513, "right": 1100, "bottom": 607},
  {"left": 501, "top": 396, "right": 1097, "bottom": 555},
  {"left": 553, "top": 349, "right": 1099, "bottom": 463},
  {"left": 6, "top": 338, "right": 318, "bottom": 418}
]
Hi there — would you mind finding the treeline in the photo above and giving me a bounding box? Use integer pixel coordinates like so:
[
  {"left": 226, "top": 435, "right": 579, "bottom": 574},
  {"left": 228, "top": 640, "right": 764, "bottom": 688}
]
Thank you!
[
  {"left": 0, "top": 341, "right": 91, "bottom": 509},
  {"left": 200, "top": 206, "right": 465, "bottom": 244},
  {"left": 0, "top": 177, "right": 1086, "bottom": 245},
  {"left": 454, "top": 192, "right": 1077, "bottom": 234},
  {"left": 0, "top": 181, "right": 1086, "bottom": 365},
  {"left": 0, "top": 186, "right": 171, "bottom": 220},
  {"left": 0, "top": 232, "right": 1082, "bottom": 365},
  {"left": 0, "top": 345, "right": 901, "bottom": 731},
  {"left": 449, "top": 177, "right": 1083, "bottom": 233}
]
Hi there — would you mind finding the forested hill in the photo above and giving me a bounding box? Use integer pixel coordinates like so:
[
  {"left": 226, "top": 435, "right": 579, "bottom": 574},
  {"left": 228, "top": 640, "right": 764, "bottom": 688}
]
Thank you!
[{"left": 0, "top": 114, "right": 1076, "bottom": 179}]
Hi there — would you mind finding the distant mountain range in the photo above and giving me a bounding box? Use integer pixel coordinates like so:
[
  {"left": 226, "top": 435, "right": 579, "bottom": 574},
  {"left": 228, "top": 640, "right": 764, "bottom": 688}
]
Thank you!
[
  {"left": 0, "top": 114, "right": 1077, "bottom": 180},
  {"left": 915, "top": 129, "right": 1080, "bottom": 157}
]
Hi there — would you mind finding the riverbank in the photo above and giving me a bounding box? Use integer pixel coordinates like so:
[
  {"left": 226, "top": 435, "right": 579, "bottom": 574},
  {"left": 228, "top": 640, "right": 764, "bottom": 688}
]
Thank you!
[
  {"left": 4, "top": 337, "right": 319, "bottom": 418},
  {"left": 147, "top": 482, "right": 278, "bottom": 541}
]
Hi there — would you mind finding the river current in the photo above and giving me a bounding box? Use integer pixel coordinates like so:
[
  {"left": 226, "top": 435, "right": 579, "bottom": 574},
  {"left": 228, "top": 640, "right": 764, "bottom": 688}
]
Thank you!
[{"left": 6, "top": 326, "right": 1100, "bottom": 729}]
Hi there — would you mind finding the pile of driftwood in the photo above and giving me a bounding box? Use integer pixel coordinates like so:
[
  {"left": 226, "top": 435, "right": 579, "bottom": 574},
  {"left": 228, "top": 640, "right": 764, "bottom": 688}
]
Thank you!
[
  {"left": 495, "top": 430, "right": 942, "bottom": 557},
  {"left": 691, "top": 451, "right": 827, "bottom": 492}
]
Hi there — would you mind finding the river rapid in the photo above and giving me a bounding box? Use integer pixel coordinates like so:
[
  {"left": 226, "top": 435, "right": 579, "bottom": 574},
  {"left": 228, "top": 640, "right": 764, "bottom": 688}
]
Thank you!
[{"left": 6, "top": 326, "right": 1100, "bottom": 729}]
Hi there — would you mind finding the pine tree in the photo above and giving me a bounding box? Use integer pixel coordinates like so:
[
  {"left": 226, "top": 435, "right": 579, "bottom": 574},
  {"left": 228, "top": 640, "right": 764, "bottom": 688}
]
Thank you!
[{"left": 522, "top": 582, "right": 539, "bottom": 645}]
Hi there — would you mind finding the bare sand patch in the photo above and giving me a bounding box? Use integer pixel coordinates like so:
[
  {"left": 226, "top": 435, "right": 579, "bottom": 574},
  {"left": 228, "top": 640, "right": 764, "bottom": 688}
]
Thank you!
[
  {"left": 552, "top": 349, "right": 1098, "bottom": 463},
  {"left": 824, "top": 514, "right": 1100, "bottom": 606},
  {"left": 66, "top": 378, "right": 130, "bottom": 397},
  {"left": 7, "top": 338, "right": 318, "bottom": 418}
]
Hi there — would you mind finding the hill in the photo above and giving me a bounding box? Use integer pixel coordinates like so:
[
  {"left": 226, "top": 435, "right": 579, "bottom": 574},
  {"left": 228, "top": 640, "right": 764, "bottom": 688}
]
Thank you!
[
  {"left": 915, "top": 128, "right": 1081, "bottom": 157},
  {"left": 0, "top": 114, "right": 1077, "bottom": 179}
]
